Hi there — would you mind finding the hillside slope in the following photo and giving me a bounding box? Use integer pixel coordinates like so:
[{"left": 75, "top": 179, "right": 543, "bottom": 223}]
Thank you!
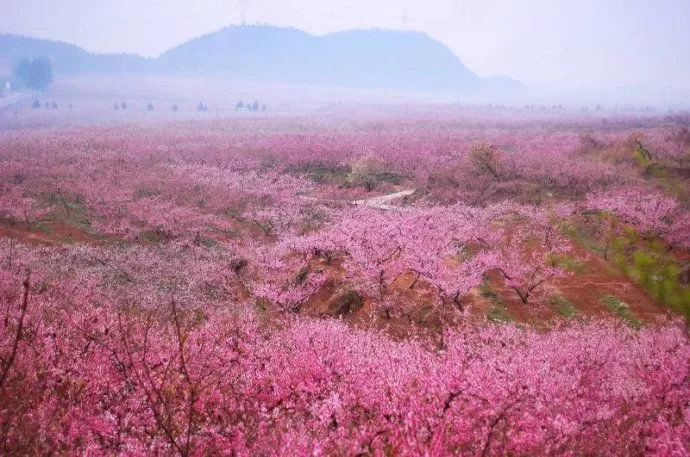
[
  {"left": 1, "top": 26, "right": 523, "bottom": 94},
  {"left": 158, "top": 26, "right": 484, "bottom": 92},
  {"left": 0, "top": 34, "right": 151, "bottom": 74}
]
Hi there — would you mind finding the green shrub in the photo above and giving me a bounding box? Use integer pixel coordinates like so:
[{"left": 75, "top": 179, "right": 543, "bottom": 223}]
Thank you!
[{"left": 606, "top": 233, "right": 690, "bottom": 318}]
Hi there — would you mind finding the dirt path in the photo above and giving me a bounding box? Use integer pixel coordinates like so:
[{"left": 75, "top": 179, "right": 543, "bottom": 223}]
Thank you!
[
  {"left": 353, "top": 189, "right": 415, "bottom": 210},
  {"left": 301, "top": 189, "right": 416, "bottom": 210}
]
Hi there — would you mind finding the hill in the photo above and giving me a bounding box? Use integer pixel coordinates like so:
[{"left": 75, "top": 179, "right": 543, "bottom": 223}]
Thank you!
[
  {"left": 0, "top": 26, "right": 523, "bottom": 94},
  {"left": 158, "top": 26, "right": 488, "bottom": 92},
  {"left": 0, "top": 34, "right": 151, "bottom": 74}
]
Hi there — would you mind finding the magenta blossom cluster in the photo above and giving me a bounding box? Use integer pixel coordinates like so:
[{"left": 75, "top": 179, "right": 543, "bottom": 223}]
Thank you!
[{"left": 1, "top": 265, "right": 688, "bottom": 455}]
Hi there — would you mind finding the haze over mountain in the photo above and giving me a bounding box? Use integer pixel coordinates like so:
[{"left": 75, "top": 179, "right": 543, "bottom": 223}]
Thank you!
[
  {"left": 0, "top": 34, "right": 150, "bottom": 74},
  {"left": 0, "top": 26, "right": 522, "bottom": 94}
]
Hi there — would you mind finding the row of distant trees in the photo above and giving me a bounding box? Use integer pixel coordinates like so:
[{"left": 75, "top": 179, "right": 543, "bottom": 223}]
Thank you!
[
  {"left": 113, "top": 101, "right": 268, "bottom": 112},
  {"left": 31, "top": 100, "right": 60, "bottom": 109},
  {"left": 13, "top": 57, "right": 53, "bottom": 93},
  {"left": 236, "top": 100, "right": 266, "bottom": 111}
]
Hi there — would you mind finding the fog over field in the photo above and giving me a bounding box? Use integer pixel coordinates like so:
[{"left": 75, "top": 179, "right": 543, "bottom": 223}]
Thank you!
[
  {"left": 1, "top": 2, "right": 689, "bottom": 456},
  {"left": 2, "top": 0, "right": 690, "bottom": 111}
]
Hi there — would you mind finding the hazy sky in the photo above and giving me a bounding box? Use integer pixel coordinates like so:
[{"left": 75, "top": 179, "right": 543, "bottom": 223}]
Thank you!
[{"left": 3, "top": 0, "right": 689, "bottom": 91}]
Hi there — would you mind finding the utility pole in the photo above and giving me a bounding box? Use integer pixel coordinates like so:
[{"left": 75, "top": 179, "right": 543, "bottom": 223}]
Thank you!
[{"left": 239, "top": 0, "right": 248, "bottom": 25}]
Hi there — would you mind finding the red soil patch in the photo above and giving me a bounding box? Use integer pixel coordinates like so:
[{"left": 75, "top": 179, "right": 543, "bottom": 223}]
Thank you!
[
  {"left": 300, "top": 260, "right": 464, "bottom": 339},
  {"left": 290, "top": 238, "right": 677, "bottom": 340},
  {"left": 552, "top": 243, "right": 671, "bottom": 322},
  {"left": 0, "top": 220, "right": 97, "bottom": 245},
  {"left": 479, "top": 241, "right": 673, "bottom": 326}
]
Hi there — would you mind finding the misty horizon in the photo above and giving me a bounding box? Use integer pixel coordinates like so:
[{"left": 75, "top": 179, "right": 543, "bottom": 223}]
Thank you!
[{"left": 3, "top": 0, "right": 689, "bottom": 97}]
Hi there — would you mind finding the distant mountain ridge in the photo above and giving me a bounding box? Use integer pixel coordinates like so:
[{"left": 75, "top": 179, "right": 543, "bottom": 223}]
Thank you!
[
  {"left": 0, "top": 34, "right": 151, "bottom": 74},
  {"left": 0, "top": 26, "right": 523, "bottom": 94}
]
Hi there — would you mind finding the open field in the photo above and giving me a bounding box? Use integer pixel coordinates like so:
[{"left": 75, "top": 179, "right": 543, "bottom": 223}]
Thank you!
[
  {"left": 3, "top": 74, "right": 678, "bottom": 132},
  {"left": 0, "top": 74, "right": 461, "bottom": 131},
  {"left": 1, "top": 109, "right": 689, "bottom": 454}
]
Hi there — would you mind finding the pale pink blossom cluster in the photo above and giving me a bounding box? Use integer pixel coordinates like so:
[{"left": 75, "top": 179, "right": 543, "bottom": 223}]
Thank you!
[
  {"left": 585, "top": 187, "right": 680, "bottom": 238},
  {"left": 272, "top": 203, "right": 573, "bottom": 306}
]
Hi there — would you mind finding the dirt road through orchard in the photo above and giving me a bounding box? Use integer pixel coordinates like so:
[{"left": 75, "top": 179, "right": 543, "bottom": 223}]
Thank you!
[
  {"left": 353, "top": 189, "right": 415, "bottom": 210},
  {"left": 300, "top": 189, "right": 415, "bottom": 210}
]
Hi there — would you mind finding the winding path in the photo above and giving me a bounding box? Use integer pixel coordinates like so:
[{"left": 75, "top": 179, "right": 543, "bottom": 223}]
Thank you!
[
  {"left": 301, "top": 189, "right": 416, "bottom": 210},
  {"left": 353, "top": 189, "right": 415, "bottom": 210}
]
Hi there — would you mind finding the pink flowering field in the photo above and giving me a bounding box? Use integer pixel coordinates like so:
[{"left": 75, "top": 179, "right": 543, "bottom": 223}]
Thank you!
[{"left": 1, "top": 112, "right": 689, "bottom": 455}]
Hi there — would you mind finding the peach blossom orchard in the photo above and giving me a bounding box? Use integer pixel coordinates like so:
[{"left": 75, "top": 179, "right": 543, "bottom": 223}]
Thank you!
[{"left": 1, "top": 113, "right": 689, "bottom": 455}]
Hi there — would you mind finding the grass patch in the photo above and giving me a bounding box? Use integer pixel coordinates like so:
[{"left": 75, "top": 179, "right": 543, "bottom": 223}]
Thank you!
[
  {"left": 223, "top": 206, "right": 244, "bottom": 220},
  {"left": 311, "top": 166, "right": 351, "bottom": 183},
  {"left": 195, "top": 236, "right": 219, "bottom": 248},
  {"left": 479, "top": 281, "right": 498, "bottom": 300},
  {"left": 211, "top": 227, "right": 240, "bottom": 239},
  {"left": 488, "top": 305, "right": 514, "bottom": 323},
  {"left": 550, "top": 295, "right": 579, "bottom": 318},
  {"left": 140, "top": 230, "right": 172, "bottom": 244},
  {"left": 557, "top": 217, "right": 606, "bottom": 255},
  {"left": 610, "top": 234, "right": 690, "bottom": 318},
  {"left": 288, "top": 162, "right": 351, "bottom": 183},
  {"left": 375, "top": 172, "right": 406, "bottom": 186},
  {"left": 480, "top": 281, "right": 515, "bottom": 323},
  {"left": 582, "top": 239, "right": 606, "bottom": 256},
  {"left": 550, "top": 254, "right": 586, "bottom": 273},
  {"left": 35, "top": 220, "right": 52, "bottom": 234},
  {"left": 600, "top": 295, "right": 641, "bottom": 329},
  {"left": 556, "top": 220, "right": 578, "bottom": 238},
  {"left": 36, "top": 192, "right": 93, "bottom": 236},
  {"left": 563, "top": 214, "right": 690, "bottom": 318}
]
